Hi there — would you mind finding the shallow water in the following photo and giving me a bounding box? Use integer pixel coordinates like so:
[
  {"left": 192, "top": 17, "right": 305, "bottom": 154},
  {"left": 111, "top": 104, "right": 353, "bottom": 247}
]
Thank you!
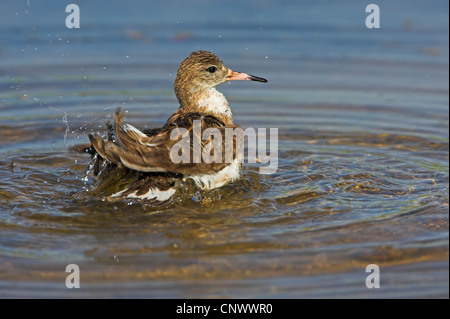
[{"left": 0, "top": 0, "right": 448, "bottom": 298}]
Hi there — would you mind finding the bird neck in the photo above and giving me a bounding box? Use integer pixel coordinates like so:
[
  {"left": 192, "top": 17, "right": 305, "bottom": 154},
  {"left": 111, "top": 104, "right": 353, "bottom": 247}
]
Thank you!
[{"left": 175, "top": 85, "right": 232, "bottom": 119}]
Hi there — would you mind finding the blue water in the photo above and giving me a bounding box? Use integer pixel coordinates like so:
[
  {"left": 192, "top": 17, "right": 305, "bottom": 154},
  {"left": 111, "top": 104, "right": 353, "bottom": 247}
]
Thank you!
[{"left": 0, "top": 0, "right": 448, "bottom": 298}]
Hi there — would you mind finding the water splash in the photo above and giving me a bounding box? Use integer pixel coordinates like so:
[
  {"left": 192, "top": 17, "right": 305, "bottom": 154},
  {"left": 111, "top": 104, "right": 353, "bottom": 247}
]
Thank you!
[
  {"left": 62, "top": 112, "right": 69, "bottom": 143},
  {"left": 82, "top": 153, "right": 98, "bottom": 187},
  {"left": 48, "top": 106, "right": 70, "bottom": 143}
]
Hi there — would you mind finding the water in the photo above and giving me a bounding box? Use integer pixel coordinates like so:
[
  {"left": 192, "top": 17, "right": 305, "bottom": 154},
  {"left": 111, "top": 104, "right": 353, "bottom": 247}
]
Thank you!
[{"left": 0, "top": 0, "right": 448, "bottom": 298}]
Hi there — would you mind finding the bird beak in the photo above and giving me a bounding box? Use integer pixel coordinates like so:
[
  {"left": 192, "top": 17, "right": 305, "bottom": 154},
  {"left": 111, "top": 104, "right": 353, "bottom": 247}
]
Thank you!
[{"left": 226, "top": 69, "right": 268, "bottom": 83}]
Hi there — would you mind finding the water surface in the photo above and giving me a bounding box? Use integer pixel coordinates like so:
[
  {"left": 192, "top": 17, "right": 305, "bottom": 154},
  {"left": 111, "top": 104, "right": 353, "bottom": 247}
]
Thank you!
[{"left": 0, "top": 0, "right": 448, "bottom": 298}]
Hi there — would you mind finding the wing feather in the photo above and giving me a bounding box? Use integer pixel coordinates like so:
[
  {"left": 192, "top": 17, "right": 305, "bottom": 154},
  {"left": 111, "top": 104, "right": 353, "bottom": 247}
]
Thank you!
[{"left": 88, "top": 108, "right": 240, "bottom": 174}]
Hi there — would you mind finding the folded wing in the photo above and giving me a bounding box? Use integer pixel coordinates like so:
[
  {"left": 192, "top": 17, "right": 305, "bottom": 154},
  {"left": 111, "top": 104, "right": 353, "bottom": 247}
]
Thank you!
[{"left": 88, "top": 108, "right": 241, "bottom": 175}]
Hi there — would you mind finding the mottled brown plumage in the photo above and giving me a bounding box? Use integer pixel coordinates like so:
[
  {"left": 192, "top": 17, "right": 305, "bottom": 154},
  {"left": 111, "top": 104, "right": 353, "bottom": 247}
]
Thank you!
[
  {"left": 88, "top": 108, "right": 240, "bottom": 174},
  {"left": 74, "top": 50, "right": 267, "bottom": 201},
  {"left": 175, "top": 51, "right": 228, "bottom": 118}
]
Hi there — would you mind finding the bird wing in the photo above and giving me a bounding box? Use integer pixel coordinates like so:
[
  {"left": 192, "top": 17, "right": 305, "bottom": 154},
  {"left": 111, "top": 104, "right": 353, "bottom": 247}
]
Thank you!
[{"left": 89, "top": 108, "right": 241, "bottom": 175}]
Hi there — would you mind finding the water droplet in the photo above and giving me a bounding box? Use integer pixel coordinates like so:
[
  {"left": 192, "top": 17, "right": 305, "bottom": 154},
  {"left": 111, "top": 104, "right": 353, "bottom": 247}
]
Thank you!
[
  {"left": 125, "top": 55, "right": 129, "bottom": 59},
  {"left": 192, "top": 192, "right": 202, "bottom": 202}
]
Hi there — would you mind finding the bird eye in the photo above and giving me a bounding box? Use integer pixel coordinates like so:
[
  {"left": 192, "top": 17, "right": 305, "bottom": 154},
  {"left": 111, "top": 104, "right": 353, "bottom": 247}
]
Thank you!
[{"left": 207, "top": 66, "right": 217, "bottom": 73}]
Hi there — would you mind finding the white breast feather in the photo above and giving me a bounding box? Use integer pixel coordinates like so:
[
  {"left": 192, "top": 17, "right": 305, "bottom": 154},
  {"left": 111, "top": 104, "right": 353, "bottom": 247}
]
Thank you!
[
  {"left": 186, "top": 158, "right": 241, "bottom": 190},
  {"left": 197, "top": 88, "right": 232, "bottom": 116}
]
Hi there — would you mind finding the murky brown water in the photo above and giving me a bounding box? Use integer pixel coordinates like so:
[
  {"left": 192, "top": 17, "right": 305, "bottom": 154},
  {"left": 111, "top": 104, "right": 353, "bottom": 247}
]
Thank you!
[{"left": 0, "top": 0, "right": 448, "bottom": 298}]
